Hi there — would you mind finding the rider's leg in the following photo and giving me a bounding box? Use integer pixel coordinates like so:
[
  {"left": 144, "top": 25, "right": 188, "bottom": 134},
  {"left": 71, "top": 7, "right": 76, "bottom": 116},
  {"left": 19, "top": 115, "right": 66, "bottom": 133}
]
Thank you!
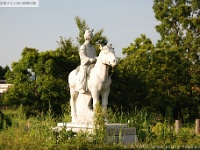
[{"left": 79, "top": 65, "right": 87, "bottom": 93}]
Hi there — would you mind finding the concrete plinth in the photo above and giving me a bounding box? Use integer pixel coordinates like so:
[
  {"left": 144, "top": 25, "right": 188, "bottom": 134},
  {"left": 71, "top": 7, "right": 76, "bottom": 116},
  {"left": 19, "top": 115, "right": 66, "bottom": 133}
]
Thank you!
[
  {"left": 56, "top": 122, "right": 93, "bottom": 133},
  {"left": 106, "top": 124, "right": 137, "bottom": 144},
  {"left": 53, "top": 123, "right": 137, "bottom": 144}
]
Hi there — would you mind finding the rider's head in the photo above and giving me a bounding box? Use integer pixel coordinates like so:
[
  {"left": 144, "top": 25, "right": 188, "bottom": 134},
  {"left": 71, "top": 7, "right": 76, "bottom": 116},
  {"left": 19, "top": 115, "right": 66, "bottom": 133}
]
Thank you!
[{"left": 84, "top": 30, "right": 93, "bottom": 41}]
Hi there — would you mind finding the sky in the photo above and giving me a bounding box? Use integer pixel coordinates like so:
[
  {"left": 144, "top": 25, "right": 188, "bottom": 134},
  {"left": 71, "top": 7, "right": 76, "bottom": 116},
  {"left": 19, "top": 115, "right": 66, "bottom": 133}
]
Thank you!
[{"left": 0, "top": 0, "right": 160, "bottom": 67}]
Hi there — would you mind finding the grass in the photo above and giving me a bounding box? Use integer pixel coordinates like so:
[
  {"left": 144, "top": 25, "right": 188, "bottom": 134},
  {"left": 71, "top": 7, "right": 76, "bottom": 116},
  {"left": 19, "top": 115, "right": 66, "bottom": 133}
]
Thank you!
[
  {"left": 107, "top": 107, "right": 200, "bottom": 148},
  {"left": 0, "top": 105, "right": 200, "bottom": 149}
]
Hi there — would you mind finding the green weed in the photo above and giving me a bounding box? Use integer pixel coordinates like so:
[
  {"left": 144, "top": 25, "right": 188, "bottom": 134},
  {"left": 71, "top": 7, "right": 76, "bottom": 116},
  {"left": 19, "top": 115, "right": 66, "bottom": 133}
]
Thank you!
[{"left": 0, "top": 106, "right": 200, "bottom": 149}]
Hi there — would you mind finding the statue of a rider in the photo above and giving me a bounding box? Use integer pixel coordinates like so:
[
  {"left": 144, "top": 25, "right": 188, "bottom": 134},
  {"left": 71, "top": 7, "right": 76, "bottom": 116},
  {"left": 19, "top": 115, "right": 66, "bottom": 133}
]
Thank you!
[{"left": 78, "top": 30, "right": 97, "bottom": 94}]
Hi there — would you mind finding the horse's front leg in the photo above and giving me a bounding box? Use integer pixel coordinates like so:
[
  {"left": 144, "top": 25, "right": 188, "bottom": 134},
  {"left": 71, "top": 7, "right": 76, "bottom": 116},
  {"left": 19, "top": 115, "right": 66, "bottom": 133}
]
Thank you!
[
  {"left": 101, "top": 89, "right": 110, "bottom": 123},
  {"left": 91, "top": 88, "right": 100, "bottom": 111}
]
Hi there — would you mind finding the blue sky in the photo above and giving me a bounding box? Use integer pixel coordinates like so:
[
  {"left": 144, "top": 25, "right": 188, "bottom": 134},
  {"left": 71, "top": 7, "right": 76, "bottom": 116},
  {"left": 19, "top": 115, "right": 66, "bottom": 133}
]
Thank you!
[{"left": 0, "top": 0, "right": 160, "bottom": 67}]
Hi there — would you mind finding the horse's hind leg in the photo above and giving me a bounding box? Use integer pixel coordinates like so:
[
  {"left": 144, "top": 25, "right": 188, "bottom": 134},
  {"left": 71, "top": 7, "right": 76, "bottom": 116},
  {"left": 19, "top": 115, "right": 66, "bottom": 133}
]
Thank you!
[{"left": 70, "top": 88, "right": 78, "bottom": 123}]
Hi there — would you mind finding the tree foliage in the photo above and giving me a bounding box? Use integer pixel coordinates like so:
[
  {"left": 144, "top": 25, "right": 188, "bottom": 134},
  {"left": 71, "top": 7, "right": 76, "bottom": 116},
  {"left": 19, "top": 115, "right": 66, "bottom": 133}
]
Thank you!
[
  {"left": 3, "top": 17, "right": 108, "bottom": 116},
  {"left": 153, "top": 0, "right": 200, "bottom": 120},
  {"left": 75, "top": 16, "right": 108, "bottom": 54},
  {"left": 109, "top": 35, "right": 155, "bottom": 111},
  {"left": 2, "top": 7, "right": 200, "bottom": 121},
  {"left": 0, "top": 65, "right": 10, "bottom": 80},
  {"left": 111, "top": 0, "right": 200, "bottom": 121},
  {"left": 4, "top": 45, "right": 76, "bottom": 116}
]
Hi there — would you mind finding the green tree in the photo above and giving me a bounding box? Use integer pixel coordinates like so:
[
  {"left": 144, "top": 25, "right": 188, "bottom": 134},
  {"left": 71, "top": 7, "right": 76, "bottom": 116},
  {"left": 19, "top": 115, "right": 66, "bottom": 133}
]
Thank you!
[
  {"left": 4, "top": 48, "right": 40, "bottom": 113},
  {"left": 4, "top": 45, "right": 77, "bottom": 116},
  {"left": 153, "top": 0, "right": 200, "bottom": 120},
  {"left": 109, "top": 34, "right": 155, "bottom": 111},
  {"left": 75, "top": 16, "right": 108, "bottom": 54},
  {"left": 3, "top": 17, "right": 110, "bottom": 117},
  {"left": 0, "top": 65, "right": 10, "bottom": 80},
  {"left": 111, "top": 0, "right": 200, "bottom": 120}
]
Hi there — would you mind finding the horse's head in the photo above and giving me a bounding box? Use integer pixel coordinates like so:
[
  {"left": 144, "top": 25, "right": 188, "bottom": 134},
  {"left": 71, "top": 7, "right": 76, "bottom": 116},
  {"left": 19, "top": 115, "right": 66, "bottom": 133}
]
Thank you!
[{"left": 99, "top": 44, "right": 118, "bottom": 67}]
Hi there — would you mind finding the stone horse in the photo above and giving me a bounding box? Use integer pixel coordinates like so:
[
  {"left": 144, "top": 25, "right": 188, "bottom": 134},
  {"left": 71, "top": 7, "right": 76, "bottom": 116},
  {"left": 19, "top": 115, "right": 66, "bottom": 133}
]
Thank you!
[{"left": 68, "top": 45, "right": 118, "bottom": 123}]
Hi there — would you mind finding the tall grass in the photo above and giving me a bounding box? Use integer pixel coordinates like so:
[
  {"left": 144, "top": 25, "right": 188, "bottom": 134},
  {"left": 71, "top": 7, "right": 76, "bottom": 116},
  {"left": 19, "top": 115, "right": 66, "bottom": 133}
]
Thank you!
[
  {"left": 0, "top": 105, "right": 124, "bottom": 149},
  {"left": 0, "top": 105, "right": 56, "bottom": 149},
  {"left": 108, "top": 106, "right": 200, "bottom": 147},
  {"left": 0, "top": 105, "right": 200, "bottom": 149}
]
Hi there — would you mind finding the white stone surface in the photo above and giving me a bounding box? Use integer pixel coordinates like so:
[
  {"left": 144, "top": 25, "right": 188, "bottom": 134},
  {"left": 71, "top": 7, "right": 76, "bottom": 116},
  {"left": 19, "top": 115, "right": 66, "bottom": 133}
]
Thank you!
[
  {"left": 78, "top": 30, "right": 97, "bottom": 93},
  {"left": 68, "top": 44, "right": 118, "bottom": 124},
  {"left": 74, "top": 92, "right": 93, "bottom": 124}
]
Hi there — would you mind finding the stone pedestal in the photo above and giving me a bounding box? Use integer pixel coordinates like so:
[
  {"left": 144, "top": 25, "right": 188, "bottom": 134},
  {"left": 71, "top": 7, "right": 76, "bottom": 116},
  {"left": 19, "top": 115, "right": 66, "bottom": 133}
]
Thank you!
[
  {"left": 54, "top": 123, "right": 137, "bottom": 144},
  {"left": 56, "top": 122, "right": 93, "bottom": 133},
  {"left": 106, "top": 124, "right": 137, "bottom": 144},
  {"left": 73, "top": 91, "right": 93, "bottom": 124}
]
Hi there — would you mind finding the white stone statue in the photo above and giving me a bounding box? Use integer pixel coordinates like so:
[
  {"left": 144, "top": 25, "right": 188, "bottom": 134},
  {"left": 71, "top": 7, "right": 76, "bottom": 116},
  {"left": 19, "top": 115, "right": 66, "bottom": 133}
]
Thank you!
[
  {"left": 78, "top": 30, "right": 97, "bottom": 94},
  {"left": 68, "top": 42, "right": 118, "bottom": 124}
]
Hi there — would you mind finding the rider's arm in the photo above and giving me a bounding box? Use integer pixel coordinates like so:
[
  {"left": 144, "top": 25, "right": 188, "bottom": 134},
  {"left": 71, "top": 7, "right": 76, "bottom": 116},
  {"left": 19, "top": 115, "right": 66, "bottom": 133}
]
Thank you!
[{"left": 79, "top": 45, "right": 90, "bottom": 65}]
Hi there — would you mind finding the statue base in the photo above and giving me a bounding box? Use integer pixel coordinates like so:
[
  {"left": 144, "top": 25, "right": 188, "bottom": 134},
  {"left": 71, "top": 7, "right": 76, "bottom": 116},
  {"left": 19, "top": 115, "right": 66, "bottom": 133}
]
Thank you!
[
  {"left": 72, "top": 92, "right": 93, "bottom": 124},
  {"left": 53, "top": 123, "right": 137, "bottom": 144}
]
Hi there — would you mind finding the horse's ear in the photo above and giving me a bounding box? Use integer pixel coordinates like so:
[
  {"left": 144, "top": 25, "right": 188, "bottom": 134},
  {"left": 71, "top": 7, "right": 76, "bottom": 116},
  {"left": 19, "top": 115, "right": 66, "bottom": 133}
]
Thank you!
[{"left": 109, "top": 43, "right": 115, "bottom": 50}]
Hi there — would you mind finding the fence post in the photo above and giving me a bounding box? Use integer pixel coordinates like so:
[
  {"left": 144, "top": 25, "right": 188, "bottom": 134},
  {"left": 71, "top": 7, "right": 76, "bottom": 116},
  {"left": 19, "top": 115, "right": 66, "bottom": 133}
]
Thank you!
[
  {"left": 175, "top": 120, "right": 181, "bottom": 134},
  {"left": 195, "top": 119, "right": 200, "bottom": 134}
]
